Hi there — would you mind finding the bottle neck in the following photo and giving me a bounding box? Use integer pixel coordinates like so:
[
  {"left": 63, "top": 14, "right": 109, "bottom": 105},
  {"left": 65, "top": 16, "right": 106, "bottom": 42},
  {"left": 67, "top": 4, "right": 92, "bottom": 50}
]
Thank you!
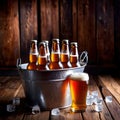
[
  {"left": 45, "top": 41, "right": 50, "bottom": 62},
  {"left": 38, "top": 56, "right": 47, "bottom": 65},
  {"left": 70, "top": 54, "right": 79, "bottom": 63},
  {"left": 51, "top": 52, "right": 60, "bottom": 62},
  {"left": 52, "top": 44, "right": 60, "bottom": 53},
  {"left": 60, "top": 53, "right": 69, "bottom": 62},
  {"left": 70, "top": 43, "right": 79, "bottom": 65},
  {"left": 46, "top": 46, "right": 50, "bottom": 62},
  {"left": 29, "top": 41, "right": 38, "bottom": 63},
  {"left": 29, "top": 54, "right": 38, "bottom": 63},
  {"left": 38, "top": 42, "right": 47, "bottom": 65},
  {"left": 61, "top": 44, "right": 69, "bottom": 54},
  {"left": 70, "top": 47, "right": 78, "bottom": 56},
  {"left": 61, "top": 41, "right": 69, "bottom": 63},
  {"left": 51, "top": 39, "right": 60, "bottom": 62}
]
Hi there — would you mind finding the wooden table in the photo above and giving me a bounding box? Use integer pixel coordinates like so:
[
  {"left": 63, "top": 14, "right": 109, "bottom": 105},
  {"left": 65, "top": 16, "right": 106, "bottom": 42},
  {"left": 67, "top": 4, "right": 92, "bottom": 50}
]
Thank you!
[{"left": 0, "top": 74, "right": 120, "bottom": 120}]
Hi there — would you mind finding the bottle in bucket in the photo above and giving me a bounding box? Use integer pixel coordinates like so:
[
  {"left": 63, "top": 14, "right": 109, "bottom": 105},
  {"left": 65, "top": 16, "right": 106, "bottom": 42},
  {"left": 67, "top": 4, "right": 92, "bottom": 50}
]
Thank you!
[
  {"left": 27, "top": 40, "right": 38, "bottom": 70},
  {"left": 60, "top": 39, "right": 71, "bottom": 68},
  {"left": 67, "top": 72, "right": 89, "bottom": 112},
  {"left": 48, "top": 38, "right": 63, "bottom": 69},
  {"left": 37, "top": 42, "right": 49, "bottom": 70},
  {"left": 44, "top": 40, "right": 50, "bottom": 63},
  {"left": 70, "top": 42, "right": 80, "bottom": 67}
]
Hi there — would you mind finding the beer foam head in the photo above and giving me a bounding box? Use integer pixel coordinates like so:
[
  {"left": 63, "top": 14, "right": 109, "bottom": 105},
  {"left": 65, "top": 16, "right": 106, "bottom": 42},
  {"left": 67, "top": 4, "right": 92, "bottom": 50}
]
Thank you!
[{"left": 70, "top": 72, "right": 89, "bottom": 81}]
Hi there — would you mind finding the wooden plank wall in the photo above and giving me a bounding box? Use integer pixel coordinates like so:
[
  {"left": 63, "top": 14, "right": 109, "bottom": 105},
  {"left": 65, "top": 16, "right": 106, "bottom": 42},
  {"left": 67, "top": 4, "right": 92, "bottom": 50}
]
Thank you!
[
  {"left": 0, "top": 0, "right": 119, "bottom": 68},
  {"left": 0, "top": 0, "right": 20, "bottom": 67}
]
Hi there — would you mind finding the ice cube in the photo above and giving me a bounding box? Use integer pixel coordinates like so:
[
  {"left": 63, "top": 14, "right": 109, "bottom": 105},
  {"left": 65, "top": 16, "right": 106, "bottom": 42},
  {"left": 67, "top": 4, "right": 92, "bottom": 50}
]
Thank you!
[
  {"left": 94, "top": 97, "right": 103, "bottom": 112},
  {"left": 51, "top": 108, "right": 60, "bottom": 116},
  {"left": 92, "top": 96, "right": 98, "bottom": 104},
  {"left": 95, "top": 102, "right": 103, "bottom": 112},
  {"left": 95, "top": 103, "right": 103, "bottom": 112},
  {"left": 32, "top": 105, "right": 40, "bottom": 114},
  {"left": 105, "top": 96, "right": 112, "bottom": 103},
  {"left": 91, "top": 91, "right": 100, "bottom": 104},
  {"left": 91, "top": 91, "right": 98, "bottom": 97},
  {"left": 7, "top": 104, "right": 15, "bottom": 112},
  {"left": 94, "top": 97, "right": 103, "bottom": 105},
  {"left": 86, "top": 95, "right": 94, "bottom": 105},
  {"left": 12, "top": 97, "right": 20, "bottom": 106}
]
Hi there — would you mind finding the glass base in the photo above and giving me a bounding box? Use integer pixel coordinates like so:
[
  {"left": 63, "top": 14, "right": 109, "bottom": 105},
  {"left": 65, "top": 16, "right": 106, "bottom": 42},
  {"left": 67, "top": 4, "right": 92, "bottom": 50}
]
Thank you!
[{"left": 71, "top": 106, "right": 86, "bottom": 112}]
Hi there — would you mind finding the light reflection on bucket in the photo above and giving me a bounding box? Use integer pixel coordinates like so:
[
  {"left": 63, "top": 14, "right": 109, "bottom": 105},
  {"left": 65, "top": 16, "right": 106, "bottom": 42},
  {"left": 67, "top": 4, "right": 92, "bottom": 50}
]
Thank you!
[{"left": 17, "top": 58, "right": 86, "bottom": 110}]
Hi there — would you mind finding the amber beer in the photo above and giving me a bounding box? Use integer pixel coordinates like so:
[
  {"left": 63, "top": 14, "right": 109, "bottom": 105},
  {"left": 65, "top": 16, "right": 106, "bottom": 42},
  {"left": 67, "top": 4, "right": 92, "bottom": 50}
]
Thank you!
[
  {"left": 27, "top": 40, "right": 38, "bottom": 70},
  {"left": 60, "top": 39, "right": 71, "bottom": 68},
  {"left": 37, "top": 42, "right": 49, "bottom": 70},
  {"left": 68, "top": 72, "right": 89, "bottom": 112},
  {"left": 49, "top": 38, "right": 63, "bottom": 69},
  {"left": 70, "top": 42, "right": 80, "bottom": 67}
]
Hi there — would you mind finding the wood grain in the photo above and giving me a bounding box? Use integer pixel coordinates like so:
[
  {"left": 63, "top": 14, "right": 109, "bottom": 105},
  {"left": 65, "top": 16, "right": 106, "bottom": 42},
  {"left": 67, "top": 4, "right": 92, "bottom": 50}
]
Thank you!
[
  {"left": 59, "top": 0, "right": 72, "bottom": 41},
  {"left": 64, "top": 113, "right": 82, "bottom": 120},
  {"left": 0, "top": 75, "right": 120, "bottom": 119},
  {"left": 19, "top": 0, "right": 38, "bottom": 63},
  {"left": 96, "top": 75, "right": 120, "bottom": 119},
  {"left": 77, "top": 0, "right": 96, "bottom": 64},
  {"left": 58, "top": 107, "right": 83, "bottom": 120},
  {"left": 72, "top": 0, "right": 78, "bottom": 42},
  {"left": 0, "top": 0, "right": 119, "bottom": 70},
  {"left": 98, "top": 75, "right": 120, "bottom": 104},
  {"left": 102, "top": 88, "right": 120, "bottom": 120},
  {"left": 0, "top": 0, "right": 20, "bottom": 67},
  {"left": 40, "top": 0, "right": 59, "bottom": 41},
  {"left": 0, "top": 76, "right": 24, "bottom": 120},
  {"left": 24, "top": 112, "right": 50, "bottom": 120},
  {"left": 83, "top": 76, "right": 113, "bottom": 120},
  {"left": 0, "top": 76, "right": 22, "bottom": 103},
  {"left": 96, "top": 0, "right": 114, "bottom": 65}
]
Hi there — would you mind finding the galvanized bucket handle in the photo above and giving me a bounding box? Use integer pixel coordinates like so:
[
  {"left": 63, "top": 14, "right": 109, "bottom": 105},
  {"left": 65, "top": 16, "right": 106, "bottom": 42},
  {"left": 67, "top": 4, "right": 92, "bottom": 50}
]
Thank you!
[
  {"left": 79, "top": 51, "right": 88, "bottom": 66},
  {"left": 16, "top": 58, "right": 21, "bottom": 69}
]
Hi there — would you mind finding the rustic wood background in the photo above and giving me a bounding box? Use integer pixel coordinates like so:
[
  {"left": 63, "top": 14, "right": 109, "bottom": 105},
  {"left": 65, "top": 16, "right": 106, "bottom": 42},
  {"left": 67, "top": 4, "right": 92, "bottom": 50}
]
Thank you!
[{"left": 0, "top": 0, "right": 120, "bottom": 68}]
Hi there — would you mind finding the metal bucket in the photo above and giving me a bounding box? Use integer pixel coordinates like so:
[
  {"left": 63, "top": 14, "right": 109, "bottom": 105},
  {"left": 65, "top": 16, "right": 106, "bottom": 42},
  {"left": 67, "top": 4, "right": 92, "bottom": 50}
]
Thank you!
[{"left": 17, "top": 51, "right": 88, "bottom": 110}]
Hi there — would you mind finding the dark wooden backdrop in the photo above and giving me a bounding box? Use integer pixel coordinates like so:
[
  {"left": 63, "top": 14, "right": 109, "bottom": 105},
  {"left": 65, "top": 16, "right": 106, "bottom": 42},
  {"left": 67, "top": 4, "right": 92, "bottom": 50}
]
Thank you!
[{"left": 0, "top": 0, "right": 120, "bottom": 69}]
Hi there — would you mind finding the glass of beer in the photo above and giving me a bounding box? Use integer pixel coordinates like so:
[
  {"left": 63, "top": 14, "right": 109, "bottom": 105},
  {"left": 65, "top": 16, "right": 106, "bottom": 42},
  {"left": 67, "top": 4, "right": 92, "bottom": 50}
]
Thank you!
[{"left": 68, "top": 72, "right": 89, "bottom": 112}]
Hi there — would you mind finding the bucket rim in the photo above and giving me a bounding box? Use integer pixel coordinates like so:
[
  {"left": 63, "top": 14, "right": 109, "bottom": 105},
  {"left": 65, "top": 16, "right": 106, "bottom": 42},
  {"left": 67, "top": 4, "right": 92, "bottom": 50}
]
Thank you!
[{"left": 18, "top": 63, "right": 86, "bottom": 72}]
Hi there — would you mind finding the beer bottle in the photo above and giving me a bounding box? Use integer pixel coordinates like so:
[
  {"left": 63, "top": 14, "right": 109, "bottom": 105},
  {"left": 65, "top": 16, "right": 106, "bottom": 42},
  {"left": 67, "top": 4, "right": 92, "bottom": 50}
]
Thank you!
[
  {"left": 48, "top": 38, "right": 63, "bottom": 69},
  {"left": 70, "top": 42, "right": 81, "bottom": 67},
  {"left": 37, "top": 42, "right": 49, "bottom": 70},
  {"left": 27, "top": 40, "right": 38, "bottom": 70},
  {"left": 60, "top": 39, "right": 71, "bottom": 68},
  {"left": 44, "top": 40, "right": 50, "bottom": 63}
]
